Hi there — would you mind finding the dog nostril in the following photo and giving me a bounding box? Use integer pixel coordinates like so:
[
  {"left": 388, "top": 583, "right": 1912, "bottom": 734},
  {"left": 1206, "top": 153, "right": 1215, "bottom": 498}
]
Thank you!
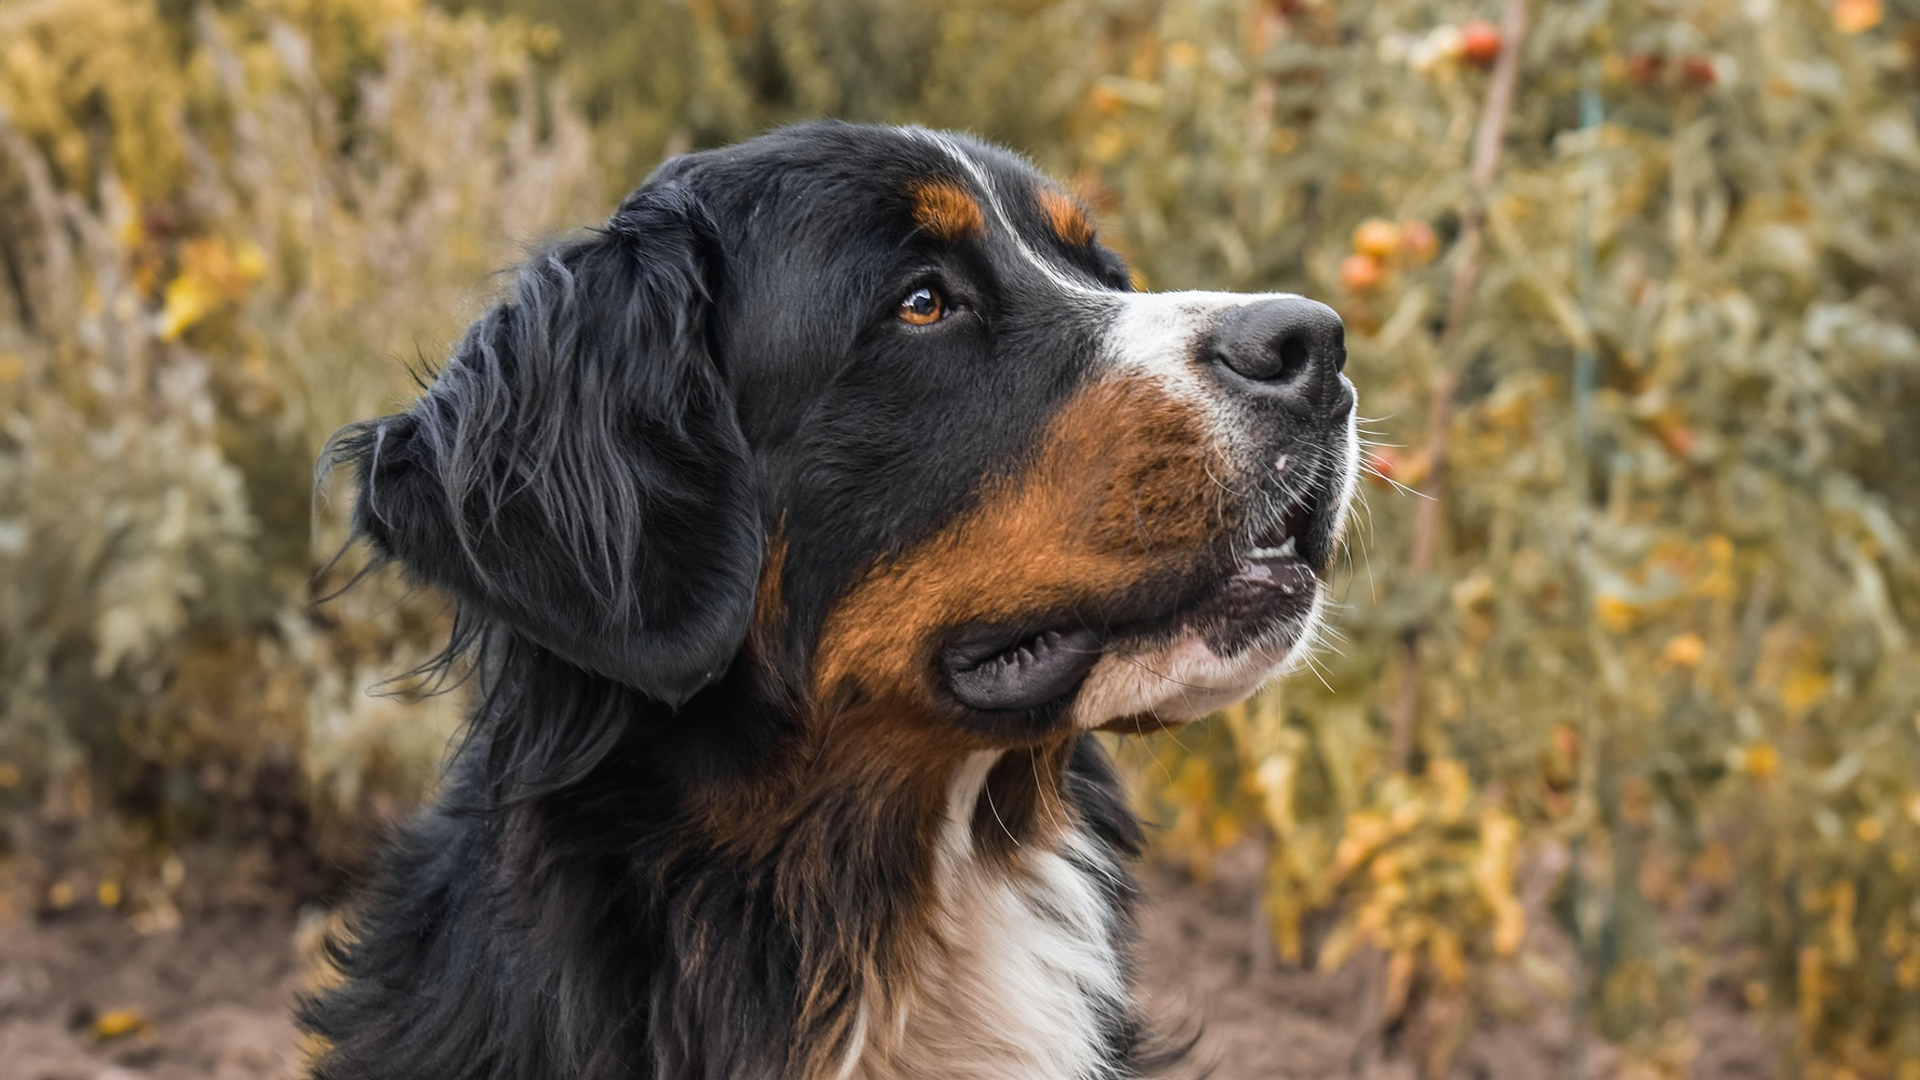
[
  {"left": 1272, "top": 333, "right": 1311, "bottom": 386},
  {"left": 1210, "top": 297, "right": 1345, "bottom": 389}
]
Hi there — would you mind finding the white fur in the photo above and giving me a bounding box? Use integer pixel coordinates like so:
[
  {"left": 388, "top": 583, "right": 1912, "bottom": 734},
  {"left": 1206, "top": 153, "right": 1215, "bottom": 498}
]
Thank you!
[{"left": 843, "top": 751, "right": 1127, "bottom": 1080}]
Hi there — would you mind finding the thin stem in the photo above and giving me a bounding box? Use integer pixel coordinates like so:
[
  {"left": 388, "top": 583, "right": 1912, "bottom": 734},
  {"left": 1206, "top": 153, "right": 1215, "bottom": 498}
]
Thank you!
[{"left": 1390, "top": 0, "right": 1530, "bottom": 774}]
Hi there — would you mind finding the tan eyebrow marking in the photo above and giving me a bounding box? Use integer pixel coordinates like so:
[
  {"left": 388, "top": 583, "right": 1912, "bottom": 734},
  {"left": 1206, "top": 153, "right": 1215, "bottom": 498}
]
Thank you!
[
  {"left": 907, "top": 179, "right": 987, "bottom": 242},
  {"left": 1037, "top": 188, "right": 1095, "bottom": 247}
]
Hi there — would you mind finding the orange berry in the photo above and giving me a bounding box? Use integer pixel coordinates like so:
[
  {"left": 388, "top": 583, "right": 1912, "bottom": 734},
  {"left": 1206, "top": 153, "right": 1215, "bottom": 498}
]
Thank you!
[
  {"left": 1351, "top": 218, "right": 1401, "bottom": 260},
  {"left": 1662, "top": 633, "right": 1706, "bottom": 668},
  {"left": 1088, "top": 84, "right": 1125, "bottom": 117},
  {"left": 1834, "top": 0, "right": 1883, "bottom": 34},
  {"left": 1339, "top": 252, "right": 1384, "bottom": 293},
  {"left": 1551, "top": 723, "right": 1581, "bottom": 763}
]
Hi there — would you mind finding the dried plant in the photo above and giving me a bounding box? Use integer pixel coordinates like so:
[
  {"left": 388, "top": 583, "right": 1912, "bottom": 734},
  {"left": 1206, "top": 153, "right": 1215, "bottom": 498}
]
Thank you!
[{"left": 0, "top": 0, "right": 598, "bottom": 909}]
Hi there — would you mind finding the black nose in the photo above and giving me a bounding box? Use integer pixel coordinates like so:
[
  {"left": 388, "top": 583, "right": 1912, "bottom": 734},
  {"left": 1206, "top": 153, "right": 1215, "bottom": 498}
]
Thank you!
[{"left": 1207, "top": 297, "right": 1347, "bottom": 403}]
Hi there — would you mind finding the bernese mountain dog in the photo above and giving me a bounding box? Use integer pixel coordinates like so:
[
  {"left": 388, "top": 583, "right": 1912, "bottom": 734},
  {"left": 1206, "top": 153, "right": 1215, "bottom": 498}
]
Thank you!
[{"left": 305, "top": 121, "right": 1358, "bottom": 1080}]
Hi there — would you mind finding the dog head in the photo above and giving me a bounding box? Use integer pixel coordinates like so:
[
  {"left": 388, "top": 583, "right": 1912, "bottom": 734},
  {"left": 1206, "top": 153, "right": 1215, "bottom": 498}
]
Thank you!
[{"left": 332, "top": 121, "right": 1356, "bottom": 771}]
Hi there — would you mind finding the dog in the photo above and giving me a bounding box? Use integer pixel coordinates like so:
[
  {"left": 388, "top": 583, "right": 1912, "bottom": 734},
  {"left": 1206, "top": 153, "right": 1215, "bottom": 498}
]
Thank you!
[{"left": 304, "top": 120, "right": 1357, "bottom": 1080}]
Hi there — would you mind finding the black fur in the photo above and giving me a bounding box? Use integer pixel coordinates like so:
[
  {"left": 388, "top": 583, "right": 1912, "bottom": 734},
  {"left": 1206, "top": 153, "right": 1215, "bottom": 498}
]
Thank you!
[
  {"left": 303, "top": 121, "right": 1334, "bottom": 1080},
  {"left": 332, "top": 184, "right": 759, "bottom": 715}
]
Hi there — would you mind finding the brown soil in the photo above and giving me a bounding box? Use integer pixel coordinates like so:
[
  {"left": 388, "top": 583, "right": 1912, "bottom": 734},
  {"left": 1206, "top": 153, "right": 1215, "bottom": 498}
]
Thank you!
[
  {"left": 1136, "top": 846, "right": 1776, "bottom": 1080},
  {"left": 0, "top": 855, "right": 1773, "bottom": 1080},
  {"left": 0, "top": 906, "right": 305, "bottom": 1080}
]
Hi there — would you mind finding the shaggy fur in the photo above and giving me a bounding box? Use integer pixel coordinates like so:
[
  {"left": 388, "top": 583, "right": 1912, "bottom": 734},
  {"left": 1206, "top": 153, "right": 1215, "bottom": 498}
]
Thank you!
[{"left": 305, "top": 121, "right": 1357, "bottom": 1080}]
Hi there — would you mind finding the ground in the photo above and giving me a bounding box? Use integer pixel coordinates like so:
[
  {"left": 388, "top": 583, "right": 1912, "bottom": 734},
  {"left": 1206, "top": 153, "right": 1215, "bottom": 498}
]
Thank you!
[{"left": 0, "top": 851, "right": 1771, "bottom": 1080}]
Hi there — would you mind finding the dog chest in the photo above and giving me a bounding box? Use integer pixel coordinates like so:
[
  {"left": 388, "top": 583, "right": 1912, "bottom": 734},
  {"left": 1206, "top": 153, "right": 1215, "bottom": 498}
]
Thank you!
[{"left": 839, "top": 752, "right": 1129, "bottom": 1080}]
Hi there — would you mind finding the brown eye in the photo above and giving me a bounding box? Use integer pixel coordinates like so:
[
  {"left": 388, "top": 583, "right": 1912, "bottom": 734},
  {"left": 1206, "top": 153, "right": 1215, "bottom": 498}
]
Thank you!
[{"left": 898, "top": 285, "right": 946, "bottom": 325}]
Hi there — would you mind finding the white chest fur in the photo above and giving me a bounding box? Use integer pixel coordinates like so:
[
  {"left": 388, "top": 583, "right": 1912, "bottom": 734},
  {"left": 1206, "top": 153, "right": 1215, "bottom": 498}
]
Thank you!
[{"left": 840, "top": 752, "right": 1129, "bottom": 1080}]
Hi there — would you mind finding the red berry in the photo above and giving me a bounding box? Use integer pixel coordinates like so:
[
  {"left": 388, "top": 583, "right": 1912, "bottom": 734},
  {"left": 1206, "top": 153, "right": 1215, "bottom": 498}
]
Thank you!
[
  {"left": 1460, "top": 20, "right": 1502, "bottom": 68},
  {"left": 1627, "top": 53, "right": 1664, "bottom": 86},
  {"left": 1399, "top": 220, "right": 1439, "bottom": 265},
  {"left": 1680, "top": 55, "right": 1717, "bottom": 88},
  {"left": 1364, "top": 448, "right": 1399, "bottom": 488}
]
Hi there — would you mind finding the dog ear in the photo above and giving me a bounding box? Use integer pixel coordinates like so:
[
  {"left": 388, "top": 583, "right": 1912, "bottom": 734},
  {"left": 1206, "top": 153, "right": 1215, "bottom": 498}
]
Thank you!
[{"left": 330, "top": 184, "right": 759, "bottom": 707}]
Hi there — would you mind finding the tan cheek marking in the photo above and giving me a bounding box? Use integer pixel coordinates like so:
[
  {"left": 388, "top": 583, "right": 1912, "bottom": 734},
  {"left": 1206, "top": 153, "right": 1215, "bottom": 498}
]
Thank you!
[
  {"left": 812, "top": 378, "right": 1222, "bottom": 708},
  {"left": 1038, "top": 188, "right": 1095, "bottom": 247},
  {"left": 908, "top": 179, "right": 986, "bottom": 242}
]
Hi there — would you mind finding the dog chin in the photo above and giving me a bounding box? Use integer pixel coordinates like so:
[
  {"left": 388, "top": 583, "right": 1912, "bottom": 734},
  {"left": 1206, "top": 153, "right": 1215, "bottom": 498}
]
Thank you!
[{"left": 1068, "top": 591, "right": 1328, "bottom": 732}]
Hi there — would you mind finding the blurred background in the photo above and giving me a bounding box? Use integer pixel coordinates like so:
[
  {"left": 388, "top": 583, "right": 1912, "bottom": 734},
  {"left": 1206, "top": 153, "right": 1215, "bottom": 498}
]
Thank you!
[{"left": 2, "top": 0, "right": 1918, "bottom": 1077}]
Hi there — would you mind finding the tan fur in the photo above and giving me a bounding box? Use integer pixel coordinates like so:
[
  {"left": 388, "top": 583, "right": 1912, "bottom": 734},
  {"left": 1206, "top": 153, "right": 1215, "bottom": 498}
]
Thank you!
[
  {"left": 1038, "top": 188, "right": 1096, "bottom": 247},
  {"left": 908, "top": 179, "right": 987, "bottom": 242}
]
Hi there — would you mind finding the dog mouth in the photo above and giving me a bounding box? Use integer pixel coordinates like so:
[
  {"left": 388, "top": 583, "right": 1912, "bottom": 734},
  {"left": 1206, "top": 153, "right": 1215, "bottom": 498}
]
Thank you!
[
  {"left": 939, "top": 494, "right": 1328, "bottom": 715},
  {"left": 941, "top": 626, "right": 1108, "bottom": 714},
  {"left": 1171, "top": 498, "right": 1324, "bottom": 656}
]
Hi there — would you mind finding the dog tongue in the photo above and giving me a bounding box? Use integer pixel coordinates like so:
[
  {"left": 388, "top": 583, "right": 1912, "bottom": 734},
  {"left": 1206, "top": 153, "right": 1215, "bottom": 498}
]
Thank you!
[{"left": 942, "top": 627, "right": 1104, "bottom": 712}]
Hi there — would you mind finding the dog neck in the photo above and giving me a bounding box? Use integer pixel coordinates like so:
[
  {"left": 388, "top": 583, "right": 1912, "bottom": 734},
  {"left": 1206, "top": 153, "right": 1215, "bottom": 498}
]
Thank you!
[
  {"left": 468, "top": 643, "right": 1159, "bottom": 1079},
  {"left": 829, "top": 748, "right": 1135, "bottom": 1080},
  {"left": 657, "top": 702, "right": 1149, "bottom": 1080}
]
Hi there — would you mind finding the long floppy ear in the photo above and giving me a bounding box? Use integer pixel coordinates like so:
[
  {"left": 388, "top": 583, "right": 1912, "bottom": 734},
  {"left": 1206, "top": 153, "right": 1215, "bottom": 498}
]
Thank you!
[{"left": 330, "top": 184, "right": 759, "bottom": 707}]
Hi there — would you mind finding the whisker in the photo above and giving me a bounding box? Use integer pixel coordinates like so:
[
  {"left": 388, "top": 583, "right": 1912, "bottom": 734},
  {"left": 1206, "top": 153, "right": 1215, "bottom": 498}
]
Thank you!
[
  {"left": 982, "top": 776, "right": 1020, "bottom": 849},
  {"left": 1361, "top": 464, "right": 1435, "bottom": 502},
  {"left": 1300, "top": 651, "right": 1336, "bottom": 694}
]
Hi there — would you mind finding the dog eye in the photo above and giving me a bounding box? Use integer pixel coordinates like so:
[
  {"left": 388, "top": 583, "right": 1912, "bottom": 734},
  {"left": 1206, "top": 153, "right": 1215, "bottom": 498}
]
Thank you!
[{"left": 898, "top": 285, "right": 946, "bottom": 326}]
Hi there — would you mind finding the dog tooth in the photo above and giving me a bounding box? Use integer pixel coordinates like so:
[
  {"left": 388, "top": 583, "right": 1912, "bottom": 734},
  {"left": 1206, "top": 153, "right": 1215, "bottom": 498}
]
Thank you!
[{"left": 1247, "top": 536, "right": 1301, "bottom": 561}]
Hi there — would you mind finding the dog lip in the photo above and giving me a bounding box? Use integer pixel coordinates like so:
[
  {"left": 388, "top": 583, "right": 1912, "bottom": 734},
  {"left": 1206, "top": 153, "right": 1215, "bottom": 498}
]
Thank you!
[
  {"left": 938, "top": 490, "right": 1332, "bottom": 713},
  {"left": 1231, "top": 550, "right": 1314, "bottom": 588},
  {"left": 1106, "top": 489, "right": 1330, "bottom": 652},
  {"left": 1250, "top": 491, "right": 1321, "bottom": 561},
  {"left": 941, "top": 626, "right": 1106, "bottom": 712}
]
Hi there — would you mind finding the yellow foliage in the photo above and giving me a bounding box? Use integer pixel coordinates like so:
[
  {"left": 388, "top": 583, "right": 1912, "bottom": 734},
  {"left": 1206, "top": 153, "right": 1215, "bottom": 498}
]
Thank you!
[
  {"left": 1474, "top": 809, "right": 1526, "bottom": 957},
  {"left": 1735, "top": 742, "right": 1780, "bottom": 782},
  {"left": 1596, "top": 592, "right": 1642, "bottom": 633},
  {"left": 92, "top": 1009, "right": 150, "bottom": 1041},
  {"left": 1163, "top": 41, "right": 1200, "bottom": 68},
  {"left": 1781, "top": 668, "right": 1834, "bottom": 715},
  {"left": 0, "top": 0, "right": 192, "bottom": 192},
  {"left": 158, "top": 238, "right": 265, "bottom": 341},
  {"left": 1303, "top": 756, "right": 1530, "bottom": 1017},
  {"left": 0, "top": 0, "right": 594, "bottom": 925},
  {"left": 4, "top": 0, "right": 1917, "bottom": 1075}
]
